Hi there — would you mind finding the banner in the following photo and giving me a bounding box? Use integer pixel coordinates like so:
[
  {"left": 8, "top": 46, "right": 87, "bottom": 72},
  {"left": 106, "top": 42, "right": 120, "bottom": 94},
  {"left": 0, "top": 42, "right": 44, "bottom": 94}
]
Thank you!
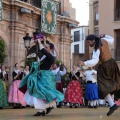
[
  {"left": 0, "top": 0, "right": 2, "bottom": 21},
  {"left": 41, "top": 0, "right": 57, "bottom": 34}
]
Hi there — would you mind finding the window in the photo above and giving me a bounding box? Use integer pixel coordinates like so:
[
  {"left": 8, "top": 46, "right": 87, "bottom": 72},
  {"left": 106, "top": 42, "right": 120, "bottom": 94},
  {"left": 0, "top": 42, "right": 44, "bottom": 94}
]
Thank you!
[
  {"left": 57, "top": 3, "right": 61, "bottom": 15},
  {"left": 93, "top": 1, "right": 99, "bottom": 26},
  {"left": 20, "top": 0, "right": 41, "bottom": 8},
  {"left": 94, "top": 27, "right": 99, "bottom": 37},
  {"left": 114, "top": 0, "right": 120, "bottom": 21},
  {"left": 31, "top": 0, "right": 41, "bottom": 8},
  {"left": 74, "top": 44, "right": 79, "bottom": 54},
  {"left": 74, "top": 31, "right": 80, "bottom": 42},
  {"left": 115, "top": 30, "right": 120, "bottom": 60}
]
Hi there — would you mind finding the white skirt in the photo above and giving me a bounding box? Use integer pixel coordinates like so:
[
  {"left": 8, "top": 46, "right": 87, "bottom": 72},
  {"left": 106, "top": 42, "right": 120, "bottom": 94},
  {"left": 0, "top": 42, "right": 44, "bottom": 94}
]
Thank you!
[{"left": 24, "top": 91, "right": 56, "bottom": 109}]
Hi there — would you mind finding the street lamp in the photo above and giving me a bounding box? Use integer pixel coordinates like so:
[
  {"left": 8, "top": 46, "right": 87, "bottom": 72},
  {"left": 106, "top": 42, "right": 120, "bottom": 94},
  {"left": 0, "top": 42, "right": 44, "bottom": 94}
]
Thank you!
[
  {"left": 23, "top": 33, "right": 31, "bottom": 53},
  {"left": 33, "top": 29, "right": 40, "bottom": 61}
]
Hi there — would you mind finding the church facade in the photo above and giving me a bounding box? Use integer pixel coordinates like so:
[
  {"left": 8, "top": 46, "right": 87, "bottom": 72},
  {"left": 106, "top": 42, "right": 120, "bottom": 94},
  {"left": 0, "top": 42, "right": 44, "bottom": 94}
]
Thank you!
[{"left": 1, "top": 0, "right": 79, "bottom": 82}]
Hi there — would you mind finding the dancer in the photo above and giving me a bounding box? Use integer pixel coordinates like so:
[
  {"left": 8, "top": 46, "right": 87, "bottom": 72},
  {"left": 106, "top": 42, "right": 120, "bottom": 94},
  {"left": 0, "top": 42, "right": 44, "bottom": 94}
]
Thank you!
[
  {"left": 79, "top": 34, "right": 120, "bottom": 116},
  {"left": 65, "top": 65, "right": 83, "bottom": 108},
  {"left": 84, "top": 66, "right": 98, "bottom": 108},
  {"left": 0, "top": 64, "right": 9, "bottom": 109},
  {"left": 52, "top": 63, "right": 66, "bottom": 107},
  {"left": 19, "top": 32, "right": 64, "bottom": 116},
  {"left": 8, "top": 63, "right": 26, "bottom": 108}
]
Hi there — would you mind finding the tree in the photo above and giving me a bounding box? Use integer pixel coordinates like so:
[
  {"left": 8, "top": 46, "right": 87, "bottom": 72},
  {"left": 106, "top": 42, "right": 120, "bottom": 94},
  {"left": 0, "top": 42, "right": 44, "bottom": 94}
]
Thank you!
[{"left": 0, "top": 39, "right": 7, "bottom": 64}]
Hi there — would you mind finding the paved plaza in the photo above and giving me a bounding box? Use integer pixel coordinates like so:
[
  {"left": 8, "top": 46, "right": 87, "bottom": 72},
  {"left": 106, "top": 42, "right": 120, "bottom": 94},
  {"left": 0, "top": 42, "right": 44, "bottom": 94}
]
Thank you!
[{"left": 0, "top": 107, "right": 120, "bottom": 120}]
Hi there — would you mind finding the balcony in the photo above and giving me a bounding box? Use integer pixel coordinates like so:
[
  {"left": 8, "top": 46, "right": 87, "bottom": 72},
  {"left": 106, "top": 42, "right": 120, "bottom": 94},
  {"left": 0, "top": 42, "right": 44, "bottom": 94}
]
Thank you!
[
  {"left": 20, "top": 0, "right": 41, "bottom": 8},
  {"left": 19, "top": 0, "right": 61, "bottom": 14},
  {"left": 114, "top": 9, "right": 120, "bottom": 21}
]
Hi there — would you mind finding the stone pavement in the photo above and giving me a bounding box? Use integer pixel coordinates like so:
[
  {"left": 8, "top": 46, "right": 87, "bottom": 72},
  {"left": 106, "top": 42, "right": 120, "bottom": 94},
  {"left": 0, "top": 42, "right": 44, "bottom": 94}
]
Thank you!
[{"left": 0, "top": 107, "right": 120, "bottom": 120}]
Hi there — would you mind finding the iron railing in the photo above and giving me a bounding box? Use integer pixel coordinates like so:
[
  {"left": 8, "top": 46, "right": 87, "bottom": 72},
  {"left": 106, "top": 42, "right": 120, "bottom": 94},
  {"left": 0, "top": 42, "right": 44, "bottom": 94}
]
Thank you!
[{"left": 19, "top": 0, "right": 61, "bottom": 13}]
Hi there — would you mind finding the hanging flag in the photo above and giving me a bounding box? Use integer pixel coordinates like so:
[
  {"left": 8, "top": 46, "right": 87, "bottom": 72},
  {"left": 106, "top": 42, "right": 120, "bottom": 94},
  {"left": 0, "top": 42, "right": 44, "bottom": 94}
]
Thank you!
[{"left": 41, "top": 0, "right": 57, "bottom": 34}]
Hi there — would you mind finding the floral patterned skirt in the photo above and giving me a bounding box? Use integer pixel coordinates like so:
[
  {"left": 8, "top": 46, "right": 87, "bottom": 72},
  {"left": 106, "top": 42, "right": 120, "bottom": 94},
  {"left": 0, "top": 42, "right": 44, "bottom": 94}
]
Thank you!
[
  {"left": 0, "top": 79, "right": 9, "bottom": 107},
  {"left": 8, "top": 80, "right": 26, "bottom": 106},
  {"left": 65, "top": 80, "right": 83, "bottom": 104}
]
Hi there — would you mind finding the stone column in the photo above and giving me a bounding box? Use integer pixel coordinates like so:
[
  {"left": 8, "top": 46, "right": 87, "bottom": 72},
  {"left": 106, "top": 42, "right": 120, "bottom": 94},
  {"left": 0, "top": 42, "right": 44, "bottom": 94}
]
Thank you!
[{"left": 58, "top": 22, "right": 72, "bottom": 70}]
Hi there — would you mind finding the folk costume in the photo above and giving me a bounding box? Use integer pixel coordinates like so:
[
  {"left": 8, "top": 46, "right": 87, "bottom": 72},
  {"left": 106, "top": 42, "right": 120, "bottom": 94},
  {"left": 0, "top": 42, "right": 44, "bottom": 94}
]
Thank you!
[
  {"left": 8, "top": 69, "right": 26, "bottom": 108},
  {"left": 0, "top": 69, "right": 9, "bottom": 108},
  {"left": 84, "top": 34, "right": 120, "bottom": 116},
  {"left": 19, "top": 33, "right": 64, "bottom": 116},
  {"left": 52, "top": 66, "right": 66, "bottom": 107},
  {"left": 84, "top": 68, "right": 98, "bottom": 108},
  {"left": 65, "top": 70, "right": 83, "bottom": 107}
]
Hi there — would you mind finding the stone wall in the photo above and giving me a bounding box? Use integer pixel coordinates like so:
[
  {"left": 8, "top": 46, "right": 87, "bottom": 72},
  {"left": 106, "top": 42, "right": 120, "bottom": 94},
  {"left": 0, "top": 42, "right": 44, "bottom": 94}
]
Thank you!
[{"left": 1, "top": 0, "right": 79, "bottom": 84}]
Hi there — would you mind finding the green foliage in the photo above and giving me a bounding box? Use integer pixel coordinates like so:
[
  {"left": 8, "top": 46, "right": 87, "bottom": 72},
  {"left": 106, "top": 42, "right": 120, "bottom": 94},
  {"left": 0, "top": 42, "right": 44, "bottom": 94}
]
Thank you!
[
  {"left": 55, "top": 59, "right": 62, "bottom": 66},
  {"left": 25, "top": 58, "right": 36, "bottom": 68},
  {"left": 0, "top": 39, "right": 7, "bottom": 64},
  {"left": 21, "top": 57, "right": 36, "bottom": 69},
  {"left": 61, "top": 71, "right": 70, "bottom": 88}
]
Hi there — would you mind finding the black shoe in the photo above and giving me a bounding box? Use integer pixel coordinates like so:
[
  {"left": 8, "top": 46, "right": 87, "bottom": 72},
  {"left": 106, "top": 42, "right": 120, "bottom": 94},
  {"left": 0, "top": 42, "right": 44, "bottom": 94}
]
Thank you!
[
  {"left": 69, "top": 106, "right": 72, "bottom": 108},
  {"left": 21, "top": 106, "right": 26, "bottom": 108},
  {"left": 0, "top": 107, "right": 3, "bottom": 109},
  {"left": 33, "top": 111, "right": 45, "bottom": 116},
  {"left": 46, "top": 107, "right": 53, "bottom": 114},
  {"left": 13, "top": 106, "right": 20, "bottom": 109},
  {"left": 57, "top": 105, "right": 62, "bottom": 108},
  {"left": 88, "top": 106, "right": 94, "bottom": 108},
  {"left": 94, "top": 106, "right": 97, "bottom": 109},
  {"left": 75, "top": 106, "right": 79, "bottom": 108},
  {"left": 107, "top": 104, "right": 119, "bottom": 116}
]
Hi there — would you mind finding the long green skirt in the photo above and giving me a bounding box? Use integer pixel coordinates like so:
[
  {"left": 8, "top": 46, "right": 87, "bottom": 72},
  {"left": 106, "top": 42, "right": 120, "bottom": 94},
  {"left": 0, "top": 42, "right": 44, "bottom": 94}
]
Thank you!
[
  {"left": 0, "top": 79, "right": 9, "bottom": 107},
  {"left": 19, "top": 62, "right": 64, "bottom": 104}
]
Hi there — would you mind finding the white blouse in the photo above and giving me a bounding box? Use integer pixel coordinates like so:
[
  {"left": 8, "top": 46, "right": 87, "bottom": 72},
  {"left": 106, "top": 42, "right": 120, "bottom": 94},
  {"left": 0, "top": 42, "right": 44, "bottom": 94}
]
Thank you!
[{"left": 84, "top": 70, "right": 97, "bottom": 83}]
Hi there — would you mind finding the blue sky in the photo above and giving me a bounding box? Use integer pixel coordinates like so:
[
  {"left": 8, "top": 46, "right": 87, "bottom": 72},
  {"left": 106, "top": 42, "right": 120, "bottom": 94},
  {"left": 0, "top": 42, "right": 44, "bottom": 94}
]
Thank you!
[{"left": 69, "top": 0, "right": 89, "bottom": 25}]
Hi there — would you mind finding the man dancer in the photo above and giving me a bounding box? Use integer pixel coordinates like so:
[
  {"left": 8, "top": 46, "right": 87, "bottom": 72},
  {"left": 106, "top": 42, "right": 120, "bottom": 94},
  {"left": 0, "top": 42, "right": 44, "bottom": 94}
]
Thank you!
[{"left": 79, "top": 34, "right": 120, "bottom": 116}]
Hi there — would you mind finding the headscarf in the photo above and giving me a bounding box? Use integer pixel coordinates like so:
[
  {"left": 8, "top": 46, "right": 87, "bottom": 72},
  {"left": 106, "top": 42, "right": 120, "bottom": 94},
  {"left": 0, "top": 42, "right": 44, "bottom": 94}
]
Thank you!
[{"left": 33, "top": 33, "right": 44, "bottom": 40}]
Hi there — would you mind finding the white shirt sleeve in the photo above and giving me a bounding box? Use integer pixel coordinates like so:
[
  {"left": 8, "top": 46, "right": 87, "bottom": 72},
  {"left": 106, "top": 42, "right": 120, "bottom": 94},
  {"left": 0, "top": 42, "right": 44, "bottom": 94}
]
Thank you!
[
  {"left": 93, "top": 70, "right": 97, "bottom": 74},
  {"left": 102, "top": 35, "right": 114, "bottom": 45},
  {"left": 84, "top": 49, "right": 100, "bottom": 67},
  {"left": 52, "top": 68, "right": 60, "bottom": 75},
  {"left": 60, "top": 68, "right": 66, "bottom": 76}
]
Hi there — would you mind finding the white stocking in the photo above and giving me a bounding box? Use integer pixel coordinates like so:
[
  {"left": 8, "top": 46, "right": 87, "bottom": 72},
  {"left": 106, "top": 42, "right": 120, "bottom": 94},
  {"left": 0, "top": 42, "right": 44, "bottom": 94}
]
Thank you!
[
  {"left": 39, "top": 109, "right": 45, "bottom": 112},
  {"left": 105, "top": 94, "right": 115, "bottom": 107},
  {"left": 90, "top": 101, "right": 93, "bottom": 106}
]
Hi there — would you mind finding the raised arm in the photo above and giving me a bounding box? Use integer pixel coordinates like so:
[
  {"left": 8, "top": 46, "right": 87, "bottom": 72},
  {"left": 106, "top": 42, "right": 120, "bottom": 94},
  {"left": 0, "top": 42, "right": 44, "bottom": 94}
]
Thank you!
[
  {"left": 41, "top": 48, "right": 53, "bottom": 60},
  {"left": 60, "top": 67, "right": 66, "bottom": 76}
]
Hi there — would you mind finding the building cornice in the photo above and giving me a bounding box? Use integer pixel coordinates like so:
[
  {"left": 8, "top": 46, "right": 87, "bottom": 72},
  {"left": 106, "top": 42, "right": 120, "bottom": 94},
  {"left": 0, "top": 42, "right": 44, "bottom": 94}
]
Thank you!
[
  {"left": 57, "top": 15, "right": 79, "bottom": 25},
  {"left": 3, "top": 0, "right": 79, "bottom": 26}
]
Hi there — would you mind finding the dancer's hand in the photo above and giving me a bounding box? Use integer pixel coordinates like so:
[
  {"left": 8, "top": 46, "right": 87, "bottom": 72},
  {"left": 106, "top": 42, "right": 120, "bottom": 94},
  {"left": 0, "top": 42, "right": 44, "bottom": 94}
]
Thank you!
[
  {"left": 38, "top": 38, "right": 43, "bottom": 44},
  {"left": 79, "top": 61, "right": 85, "bottom": 66},
  {"left": 92, "top": 72, "right": 96, "bottom": 75},
  {"left": 37, "top": 39, "right": 41, "bottom": 44}
]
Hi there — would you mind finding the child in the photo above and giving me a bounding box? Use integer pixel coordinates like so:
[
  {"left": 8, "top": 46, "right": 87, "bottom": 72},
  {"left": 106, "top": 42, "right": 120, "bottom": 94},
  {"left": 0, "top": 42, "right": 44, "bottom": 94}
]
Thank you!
[{"left": 84, "top": 66, "right": 98, "bottom": 108}]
